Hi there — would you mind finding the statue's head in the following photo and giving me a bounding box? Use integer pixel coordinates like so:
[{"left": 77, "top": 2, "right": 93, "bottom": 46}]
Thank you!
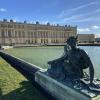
[{"left": 66, "top": 36, "right": 77, "bottom": 48}]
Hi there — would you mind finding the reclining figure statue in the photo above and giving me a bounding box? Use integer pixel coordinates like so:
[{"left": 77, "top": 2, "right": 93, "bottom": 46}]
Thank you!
[{"left": 47, "top": 36, "right": 100, "bottom": 92}]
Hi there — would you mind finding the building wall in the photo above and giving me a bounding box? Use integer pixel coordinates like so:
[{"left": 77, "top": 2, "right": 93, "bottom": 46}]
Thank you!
[
  {"left": 0, "top": 19, "right": 77, "bottom": 45},
  {"left": 78, "top": 34, "right": 95, "bottom": 43},
  {"left": 95, "top": 38, "right": 100, "bottom": 42}
]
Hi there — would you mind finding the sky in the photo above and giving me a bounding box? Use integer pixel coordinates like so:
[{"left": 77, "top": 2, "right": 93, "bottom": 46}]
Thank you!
[{"left": 0, "top": 0, "right": 100, "bottom": 35}]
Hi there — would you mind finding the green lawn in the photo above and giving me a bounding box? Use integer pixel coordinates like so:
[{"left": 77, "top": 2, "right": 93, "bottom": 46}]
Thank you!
[
  {"left": 0, "top": 57, "right": 48, "bottom": 100},
  {"left": 0, "top": 47, "right": 64, "bottom": 100}
]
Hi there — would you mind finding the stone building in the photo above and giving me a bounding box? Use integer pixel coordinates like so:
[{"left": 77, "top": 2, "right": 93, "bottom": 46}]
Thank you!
[
  {"left": 78, "top": 34, "right": 95, "bottom": 43},
  {"left": 95, "top": 38, "right": 100, "bottom": 43},
  {"left": 0, "top": 19, "right": 77, "bottom": 45}
]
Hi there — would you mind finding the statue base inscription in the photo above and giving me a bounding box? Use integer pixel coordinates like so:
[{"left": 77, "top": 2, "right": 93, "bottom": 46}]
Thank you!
[{"left": 35, "top": 70, "right": 100, "bottom": 100}]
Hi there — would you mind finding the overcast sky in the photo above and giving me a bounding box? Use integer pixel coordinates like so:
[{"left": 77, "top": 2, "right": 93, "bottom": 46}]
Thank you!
[{"left": 0, "top": 0, "right": 100, "bottom": 35}]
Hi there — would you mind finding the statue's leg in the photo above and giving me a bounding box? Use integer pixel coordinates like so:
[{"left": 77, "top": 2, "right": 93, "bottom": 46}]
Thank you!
[
  {"left": 56, "top": 64, "right": 66, "bottom": 81},
  {"left": 63, "top": 63, "right": 72, "bottom": 77},
  {"left": 47, "top": 63, "right": 57, "bottom": 76},
  {"left": 47, "top": 63, "right": 65, "bottom": 81}
]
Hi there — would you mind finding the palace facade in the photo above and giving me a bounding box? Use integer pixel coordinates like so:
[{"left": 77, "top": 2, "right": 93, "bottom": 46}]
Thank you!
[
  {"left": 78, "top": 34, "right": 95, "bottom": 43},
  {"left": 0, "top": 19, "right": 77, "bottom": 45}
]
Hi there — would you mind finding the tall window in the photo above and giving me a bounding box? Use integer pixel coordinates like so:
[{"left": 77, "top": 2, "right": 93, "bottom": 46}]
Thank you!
[
  {"left": 15, "top": 31, "right": 17, "bottom": 38},
  {"left": 22, "top": 31, "right": 25, "bottom": 38},
  {"left": 8, "top": 30, "right": 11, "bottom": 38},
  {"left": 1, "top": 30, "right": 5, "bottom": 38},
  {"left": 18, "top": 31, "right": 21, "bottom": 37}
]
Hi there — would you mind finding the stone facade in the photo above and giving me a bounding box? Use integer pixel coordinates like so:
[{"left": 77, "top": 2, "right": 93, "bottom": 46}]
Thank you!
[
  {"left": 0, "top": 19, "right": 77, "bottom": 45},
  {"left": 78, "top": 34, "right": 95, "bottom": 43}
]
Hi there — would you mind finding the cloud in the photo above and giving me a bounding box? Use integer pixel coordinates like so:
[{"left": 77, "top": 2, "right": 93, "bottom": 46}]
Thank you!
[
  {"left": 64, "top": 8, "right": 100, "bottom": 21},
  {"left": 78, "top": 28, "right": 90, "bottom": 32},
  {"left": 62, "top": 14, "right": 100, "bottom": 23},
  {"left": 56, "top": 1, "right": 100, "bottom": 24},
  {"left": 95, "top": 34, "right": 100, "bottom": 38},
  {"left": 91, "top": 25, "right": 100, "bottom": 29},
  {"left": 57, "top": 1, "right": 98, "bottom": 18},
  {"left": 67, "top": 1, "right": 97, "bottom": 12},
  {"left": 63, "top": 14, "right": 83, "bottom": 21},
  {"left": 59, "top": 7, "right": 100, "bottom": 23},
  {"left": 41, "top": 20, "right": 49, "bottom": 24},
  {"left": 0, "top": 8, "right": 7, "bottom": 12},
  {"left": 78, "top": 25, "right": 100, "bottom": 33},
  {"left": 62, "top": 12, "right": 94, "bottom": 22},
  {"left": 96, "top": 9, "right": 100, "bottom": 12}
]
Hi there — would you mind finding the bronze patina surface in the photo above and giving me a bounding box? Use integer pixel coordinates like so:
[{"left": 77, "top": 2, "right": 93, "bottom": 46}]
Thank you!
[{"left": 47, "top": 36, "right": 100, "bottom": 95}]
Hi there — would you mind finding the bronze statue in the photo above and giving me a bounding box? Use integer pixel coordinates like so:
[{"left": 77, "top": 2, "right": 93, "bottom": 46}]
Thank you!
[
  {"left": 47, "top": 37, "right": 100, "bottom": 94},
  {"left": 47, "top": 36, "right": 100, "bottom": 92}
]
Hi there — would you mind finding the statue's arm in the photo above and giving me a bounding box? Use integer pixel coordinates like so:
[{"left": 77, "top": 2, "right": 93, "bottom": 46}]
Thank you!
[
  {"left": 80, "top": 49, "right": 94, "bottom": 84},
  {"left": 48, "top": 44, "right": 69, "bottom": 64},
  {"left": 48, "top": 53, "right": 68, "bottom": 64}
]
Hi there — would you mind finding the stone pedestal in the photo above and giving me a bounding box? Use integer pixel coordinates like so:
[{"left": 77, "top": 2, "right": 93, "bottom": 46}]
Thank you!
[{"left": 35, "top": 71, "right": 100, "bottom": 100}]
